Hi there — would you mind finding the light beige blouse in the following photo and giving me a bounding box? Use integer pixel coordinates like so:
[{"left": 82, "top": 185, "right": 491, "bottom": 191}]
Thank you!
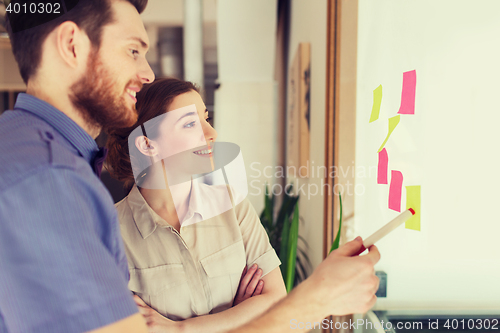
[{"left": 115, "top": 183, "right": 280, "bottom": 321}]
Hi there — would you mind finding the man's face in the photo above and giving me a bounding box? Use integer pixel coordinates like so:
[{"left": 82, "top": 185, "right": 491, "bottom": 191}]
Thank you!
[{"left": 70, "top": 0, "right": 155, "bottom": 130}]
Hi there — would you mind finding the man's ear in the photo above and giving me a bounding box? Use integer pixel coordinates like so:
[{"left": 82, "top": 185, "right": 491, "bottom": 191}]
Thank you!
[
  {"left": 135, "top": 136, "right": 157, "bottom": 157},
  {"left": 55, "top": 21, "right": 89, "bottom": 69}
]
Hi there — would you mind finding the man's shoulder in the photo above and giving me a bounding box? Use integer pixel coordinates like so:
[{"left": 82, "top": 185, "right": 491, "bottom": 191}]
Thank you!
[{"left": 0, "top": 110, "right": 81, "bottom": 190}]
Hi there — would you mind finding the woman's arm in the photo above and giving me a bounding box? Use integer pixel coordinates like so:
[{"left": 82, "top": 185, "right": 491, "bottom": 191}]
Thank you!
[
  {"left": 229, "top": 241, "right": 381, "bottom": 333},
  {"left": 138, "top": 267, "right": 286, "bottom": 333},
  {"left": 178, "top": 267, "right": 287, "bottom": 333},
  {"left": 233, "top": 264, "right": 265, "bottom": 306}
]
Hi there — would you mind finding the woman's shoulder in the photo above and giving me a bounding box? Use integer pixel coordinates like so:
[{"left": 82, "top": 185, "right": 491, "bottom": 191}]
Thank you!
[
  {"left": 114, "top": 196, "right": 128, "bottom": 210},
  {"left": 114, "top": 193, "right": 131, "bottom": 216},
  {"left": 113, "top": 187, "right": 149, "bottom": 245},
  {"left": 114, "top": 185, "right": 142, "bottom": 212},
  {"left": 114, "top": 188, "right": 139, "bottom": 228}
]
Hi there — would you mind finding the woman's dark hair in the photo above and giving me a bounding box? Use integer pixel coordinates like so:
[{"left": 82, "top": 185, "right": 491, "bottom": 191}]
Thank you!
[
  {"left": 5, "top": 0, "right": 148, "bottom": 84},
  {"left": 106, "top": 77, "right": 199, "bottom": 191}
]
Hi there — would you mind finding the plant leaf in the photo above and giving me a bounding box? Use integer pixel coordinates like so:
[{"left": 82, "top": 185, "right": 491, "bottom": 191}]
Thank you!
[
  {"left": 329, "top": 192, "right": 343, "bottom": 253},
  {"left": 263, "top": 184, "right": 274, "bottom": 231},
  {"left": 276, "top": 191, "right": 297, "bottom": 232},
  {"left": 284, "top": 203, "right": 299, "bottom": 293},
  {"left": 259, "top": 183, "right": 309, "bottom": 289},
  {"left": 294, "top": 255, "right": 306, "bottom": 283},
  {"left": 279, "top": 211, "right": 290, "bottom": 279},
  {"left": 296, "top": 246, "right": 313, "bottom": 274}
]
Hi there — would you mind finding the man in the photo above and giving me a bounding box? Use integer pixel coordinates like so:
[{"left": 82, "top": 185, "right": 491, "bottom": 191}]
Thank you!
[
  {"left": 1, "top": 1, "right": 154, "bottom": 332},
  {"left": 0, "top": 1, "right": 379, "bottom": 332}
]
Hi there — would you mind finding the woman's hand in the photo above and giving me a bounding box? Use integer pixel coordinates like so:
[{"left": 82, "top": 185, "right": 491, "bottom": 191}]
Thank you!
[
  {"left": 133, "top": 294, "right": 181, "bottom": 333},
  {"left": 232, "top": 264, "right": 264, "bottom": 306}
]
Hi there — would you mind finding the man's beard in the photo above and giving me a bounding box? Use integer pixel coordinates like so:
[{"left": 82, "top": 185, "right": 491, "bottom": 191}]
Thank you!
[{"left": 70, "top": 49, "right": 142, "bottom": 131}]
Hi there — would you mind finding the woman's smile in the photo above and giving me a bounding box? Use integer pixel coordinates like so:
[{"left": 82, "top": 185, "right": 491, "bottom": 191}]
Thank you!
[{"left": 193, "top": 147, "right": 213, "bottom": 157}]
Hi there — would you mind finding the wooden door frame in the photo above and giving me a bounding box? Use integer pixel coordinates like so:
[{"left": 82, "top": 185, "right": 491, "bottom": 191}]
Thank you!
[
  {"left": 323, "top": 0, "right": 359, "bottom": 331},
  {"left": 323, "top": 0, "right": 341, "bottom": 261},
  {"left": 323, "top": 2, "right": 342, "bottom": 330}
]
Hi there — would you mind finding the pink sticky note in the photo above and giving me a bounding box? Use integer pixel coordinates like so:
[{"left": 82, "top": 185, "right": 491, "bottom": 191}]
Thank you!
[
  {"left": 398, "top": 70, "right": 416, "bottom": 115},
  {"left": 388, "top": 170, "right": 403, "bottom": 212},
  {"left": 377, "top": 148, "right": 388, "bottom": 184}
]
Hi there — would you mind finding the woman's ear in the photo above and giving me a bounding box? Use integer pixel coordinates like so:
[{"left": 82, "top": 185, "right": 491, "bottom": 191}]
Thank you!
[{"left": 135, "top": 136, "right": 157, "bottom": 157}]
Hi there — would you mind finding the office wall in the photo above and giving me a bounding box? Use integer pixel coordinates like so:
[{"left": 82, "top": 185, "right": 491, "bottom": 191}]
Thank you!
[
  {"left": 215, "top": 0, "right": 278, "bottom": 213},
  {"left": 0, "top": 32, "right": 25, "bottom": 91},
  {"left": 288, "top": 0, "right": 327, "bottom": 269},
  {"left": 141, "top": 0, "right": 216, "bottom": 25}
]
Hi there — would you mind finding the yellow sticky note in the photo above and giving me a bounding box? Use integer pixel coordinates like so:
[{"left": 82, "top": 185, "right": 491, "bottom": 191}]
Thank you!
[
  {"left": 377, "top": 115, "right": 400, "bottom": 152},
  {"left": 370, "top": 85, "right": 382, "bottom": 123},
  {"left": 405, "top": 185, "right": 421, "bottom": 231}
]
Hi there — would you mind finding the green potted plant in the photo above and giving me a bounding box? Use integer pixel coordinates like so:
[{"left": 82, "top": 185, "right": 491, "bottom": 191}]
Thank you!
[{"left": 259, "top": 184, "right": 311, "bottom": 292}]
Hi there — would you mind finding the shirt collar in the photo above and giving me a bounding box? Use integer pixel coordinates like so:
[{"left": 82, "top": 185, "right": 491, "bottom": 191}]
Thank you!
[
  {"left": 127, "top": 181, "right": 208, "bottom": 239},
  {"left": 127, "top": 185, "right": 161, "bottom": 239},
  {"left": 184, "top": 179, "right": 234, "bottom": 226},
  {"left": 184, "top": 179, "right": 205, "bottom": 221},
  {"left": 14, "top": 93, "right": 99, "bottom": 163}
]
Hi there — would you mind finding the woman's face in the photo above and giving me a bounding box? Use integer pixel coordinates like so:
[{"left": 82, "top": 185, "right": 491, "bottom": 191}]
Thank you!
[
  {"left": 141, "top": 90, "right": 217, "bottom": 181},
  {"left": 158, "top": 90, "right": 216, "bottom": 157}
]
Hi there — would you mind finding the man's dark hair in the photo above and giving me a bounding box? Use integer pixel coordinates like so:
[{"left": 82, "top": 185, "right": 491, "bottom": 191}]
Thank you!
[{"left": 4, "top": 0, "right": 148, "bottom": 84}]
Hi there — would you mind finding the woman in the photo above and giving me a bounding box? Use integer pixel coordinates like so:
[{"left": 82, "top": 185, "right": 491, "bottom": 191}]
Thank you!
[{"left": 106, "top": 78, "right": 286, "bottom": 332}]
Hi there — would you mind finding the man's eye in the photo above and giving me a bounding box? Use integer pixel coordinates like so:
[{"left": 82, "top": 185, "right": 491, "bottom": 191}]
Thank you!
[
  {"left": 205, "top": 116, "right": 212, "bottom": 123},
  {"left": 184, "top": 121, "right": 196, "bottom": 128},
  {"left": 130, "top": 49, "right": 139, "bottom": 58}
]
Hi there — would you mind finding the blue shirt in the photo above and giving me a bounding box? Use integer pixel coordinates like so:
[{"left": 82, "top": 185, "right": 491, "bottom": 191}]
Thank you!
[{"left": 0, "top": 94, "right": 137, "bottom": 333}]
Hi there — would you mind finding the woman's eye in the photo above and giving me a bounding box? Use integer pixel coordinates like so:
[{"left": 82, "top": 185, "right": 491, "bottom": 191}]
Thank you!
[
  {"left": 130, "top": 49, "right": 139, "bottom": 58},
  {"left": 184, "top": 121, "right": 196, "bottom": 128},
  {"left": 205, "top": 116, "right": 212, "bottom": 123}
]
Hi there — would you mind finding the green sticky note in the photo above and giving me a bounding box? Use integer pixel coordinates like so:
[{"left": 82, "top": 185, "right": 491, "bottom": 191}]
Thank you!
[
  {"left": 377, "top": 115, "right": 400, "bottom": 152},
  {"left": 405, "top": 185, "right": 421, "bottom": 231},
  {"left": 370, "top": 85, "right": 382, "bottom": 123}
]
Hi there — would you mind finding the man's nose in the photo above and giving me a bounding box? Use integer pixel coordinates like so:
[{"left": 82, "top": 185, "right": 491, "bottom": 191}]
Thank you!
[{"left": 138, "top": 58, "right": 155, "bottom": 84}]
